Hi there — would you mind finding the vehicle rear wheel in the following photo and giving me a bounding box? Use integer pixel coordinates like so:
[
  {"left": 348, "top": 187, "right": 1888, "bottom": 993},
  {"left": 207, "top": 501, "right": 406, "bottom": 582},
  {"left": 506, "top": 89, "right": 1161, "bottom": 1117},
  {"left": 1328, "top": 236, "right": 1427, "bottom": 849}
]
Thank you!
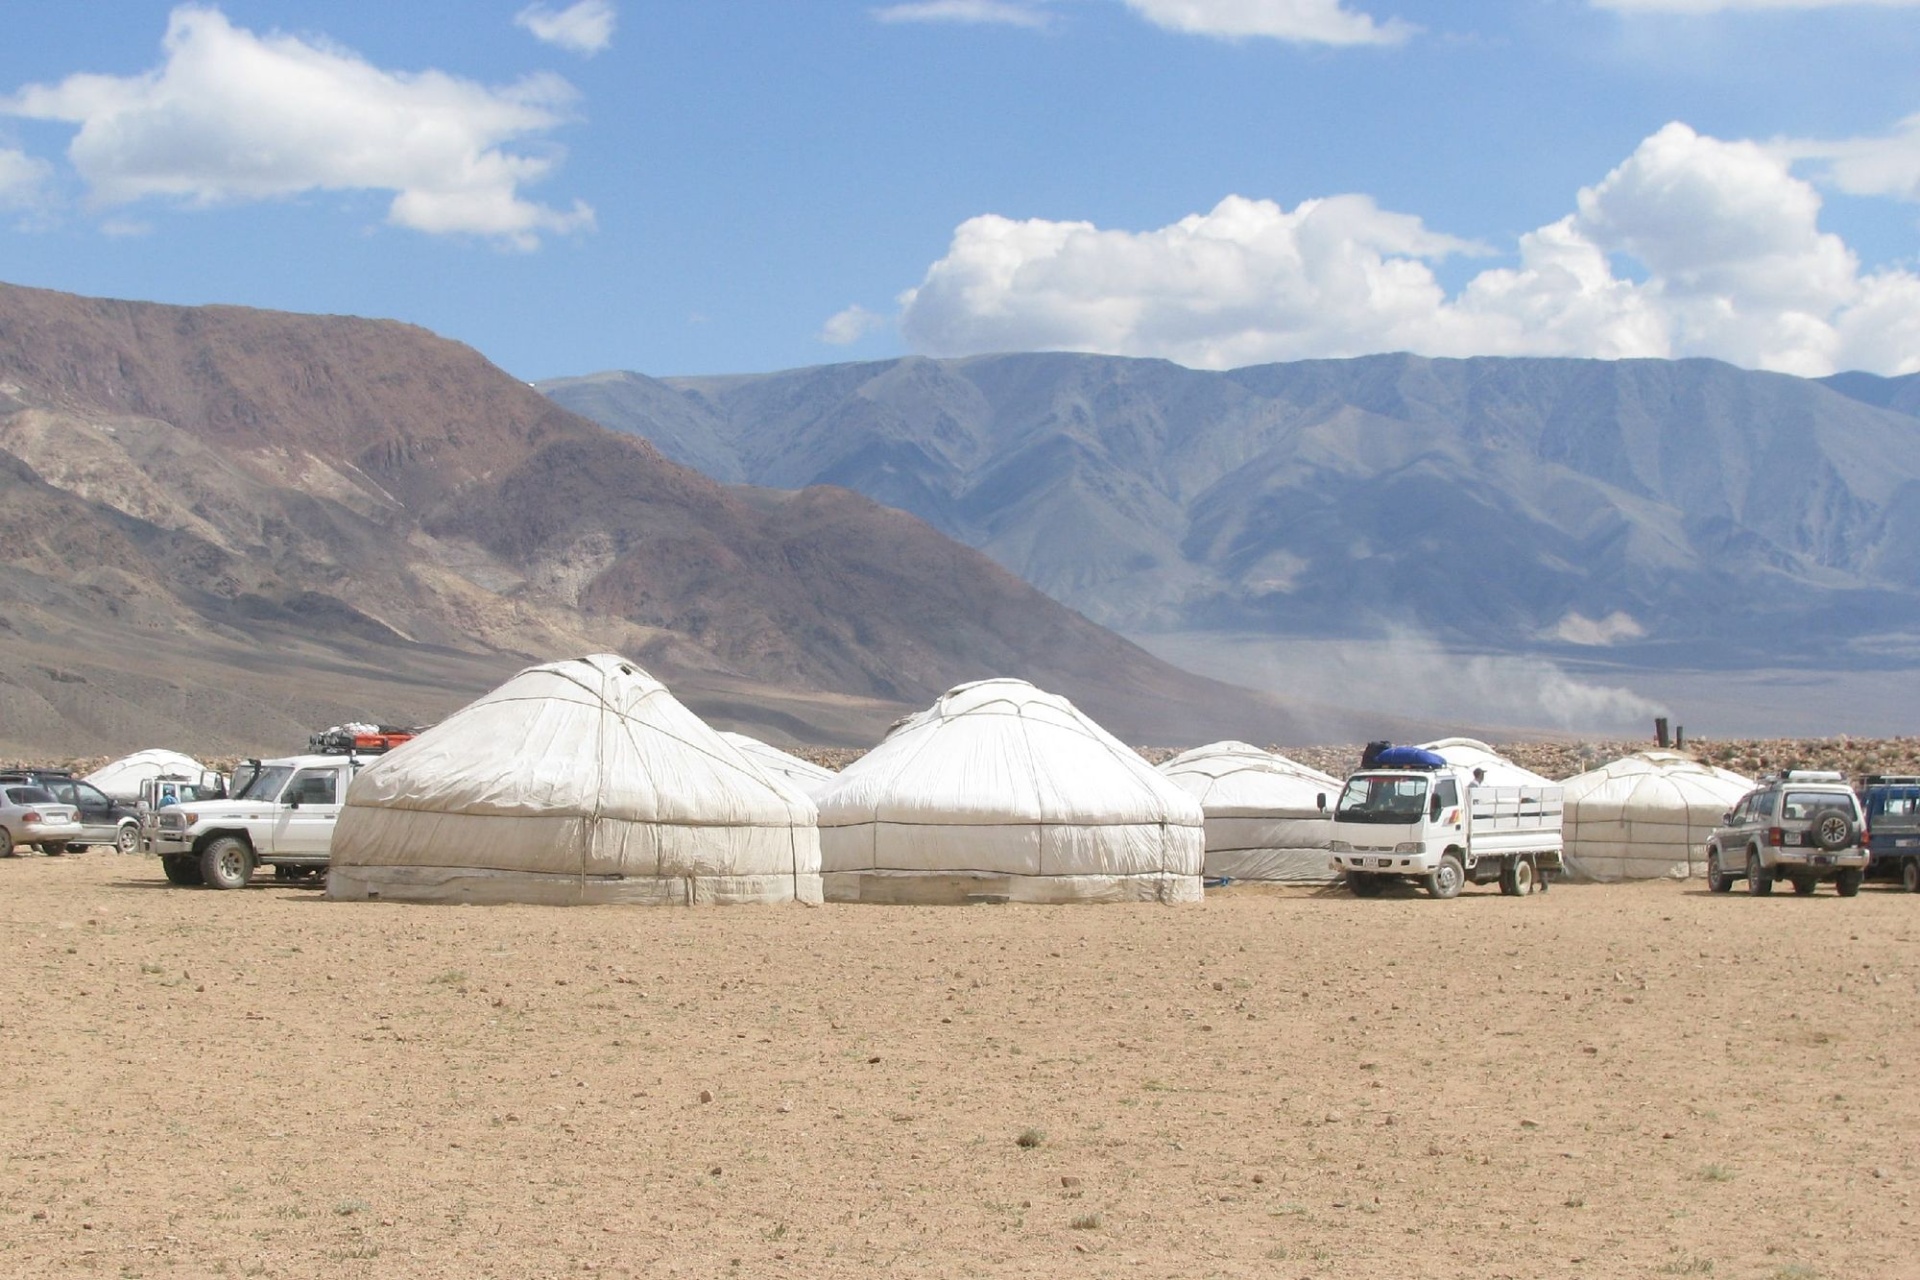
[
  {"left": 1499, "top": 856, "right": 1536, "bottom": 896},
  {"left": 1425, "top": 852, "right": 1465, "bottom": 900},
  {"left": 42, "top": 843, "right": 66, "bottom": 857},
  {"left": 1346, "top": 872, "right": 1385, "bottom": 897},
  {"left": 199, "top": 837, "right": 254, "bottom": 891},
  {"left": 1835, "top": 868, "right": 1864, "bottom": 898},
  {"left": 1904, "top": 860, "right": 1920, "bottom": 894},
  {"left": 115, "top": 822, "right": 140, "bottom": 855},
  {"left": 1706, "top": 849, "right": 1733, "bottom": 893},
  {"left": 1791, "top": 874, "right": 1818, "bottom": 896},
  {"left": 1746, "top": 850, "right": 1773, "bottom": 896},
  {"left": 161, "top": 855, "right": 203, "bottom": 886},
  {"left": 0, "top": 827, "right": 12, "bottom": 856}
]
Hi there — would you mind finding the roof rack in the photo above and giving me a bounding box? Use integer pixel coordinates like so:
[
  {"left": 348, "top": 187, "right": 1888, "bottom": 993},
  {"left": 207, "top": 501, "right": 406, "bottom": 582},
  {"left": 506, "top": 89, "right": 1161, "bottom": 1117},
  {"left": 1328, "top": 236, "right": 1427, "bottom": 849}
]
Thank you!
[{"left": 308, "top": 725, "right": 421, "bottom": 755}]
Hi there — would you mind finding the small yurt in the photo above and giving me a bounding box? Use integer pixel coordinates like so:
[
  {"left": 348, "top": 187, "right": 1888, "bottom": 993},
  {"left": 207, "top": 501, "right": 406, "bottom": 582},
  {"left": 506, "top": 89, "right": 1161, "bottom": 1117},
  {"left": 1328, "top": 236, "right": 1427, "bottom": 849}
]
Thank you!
[
  {"left": 1158, "top": 742, "right": 1342, "bottom": 883},
  {"left": 719, "top": 732, "right": 838, "bottom": 797},
  {"left": 815, "top": 678, "right": 1204, "bottom": 904},
  {"left": 84, "top": 749, "right": 211, "bottom": 802},
  {"left": 1561, "top": 750, "right": 1754, "bottom": 882},
  {"left": 1419, "top": 738, "right": 1553, "bottom": 786},
  {"left": 328, "top": 654, "right": 822, "bottom": 906}
]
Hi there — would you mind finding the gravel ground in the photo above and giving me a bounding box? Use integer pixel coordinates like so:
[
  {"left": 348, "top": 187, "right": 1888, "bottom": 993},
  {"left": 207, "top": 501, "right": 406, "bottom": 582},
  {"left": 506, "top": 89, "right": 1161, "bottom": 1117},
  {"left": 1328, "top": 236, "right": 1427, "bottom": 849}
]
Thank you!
[{"left": 3, "top": 853, "right": 1916, "bottom": 1279}]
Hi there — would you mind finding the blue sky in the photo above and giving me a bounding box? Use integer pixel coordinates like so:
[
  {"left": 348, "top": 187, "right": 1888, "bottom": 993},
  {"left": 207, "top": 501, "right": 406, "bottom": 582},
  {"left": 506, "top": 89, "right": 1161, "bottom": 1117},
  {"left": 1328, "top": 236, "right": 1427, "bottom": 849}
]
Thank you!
[{"left": 2, "top": 1, "right": 1918, "bottom": 380}]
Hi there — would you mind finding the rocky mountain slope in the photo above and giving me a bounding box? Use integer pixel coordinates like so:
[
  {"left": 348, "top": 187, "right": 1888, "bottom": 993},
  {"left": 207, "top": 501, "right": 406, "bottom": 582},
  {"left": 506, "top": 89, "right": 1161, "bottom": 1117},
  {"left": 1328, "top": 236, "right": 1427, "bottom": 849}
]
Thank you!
[
  {"left": 0, "top": 283, "right": 1347, "bottom": 757},
  {"left": 546, "top": 354, "right": 1920, "bottom": 673}
]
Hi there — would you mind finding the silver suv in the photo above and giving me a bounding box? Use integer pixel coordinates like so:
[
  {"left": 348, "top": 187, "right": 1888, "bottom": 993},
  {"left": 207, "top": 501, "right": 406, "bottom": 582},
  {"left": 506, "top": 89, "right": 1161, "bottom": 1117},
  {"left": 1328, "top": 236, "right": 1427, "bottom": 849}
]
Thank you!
[{"left": 1705, "top": 771, "right": 1867, "bottom": 897}]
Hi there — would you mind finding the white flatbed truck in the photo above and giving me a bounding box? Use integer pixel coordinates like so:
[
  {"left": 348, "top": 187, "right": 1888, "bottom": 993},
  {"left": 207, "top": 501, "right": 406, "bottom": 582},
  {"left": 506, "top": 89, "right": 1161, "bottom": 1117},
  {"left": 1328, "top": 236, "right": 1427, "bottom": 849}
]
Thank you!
[{"left": 1327, "top": 763, "right": 1564, "bottom": 898}]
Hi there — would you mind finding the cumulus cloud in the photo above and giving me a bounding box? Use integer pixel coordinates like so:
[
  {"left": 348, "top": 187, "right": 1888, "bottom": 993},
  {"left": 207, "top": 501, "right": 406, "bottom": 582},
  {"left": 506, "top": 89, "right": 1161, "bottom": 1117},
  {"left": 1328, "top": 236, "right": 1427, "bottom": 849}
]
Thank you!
[
  {"left": 892, "top": 120, "right": 1920, "bottom": 376},
  {"left": 1121, "top": 0, "right": 1413, "bottom": 45},
  {"left": 1777, "top": 111, "right": 1920, "bottom": 202},
  {"left": 514, "top": 0, "right": 617, "bottom": 55},
  {"left": 820, "top": 305, "right": 891, "bottom": 345},
  {"left": 2, "top": 5, "right": 593, "bottom": 249},
  {"left": 874, "top": 0, "right": 1052, "bottom": 26},
  {"left": 0, "top": 147, "right": 51, "bottom": 212}
]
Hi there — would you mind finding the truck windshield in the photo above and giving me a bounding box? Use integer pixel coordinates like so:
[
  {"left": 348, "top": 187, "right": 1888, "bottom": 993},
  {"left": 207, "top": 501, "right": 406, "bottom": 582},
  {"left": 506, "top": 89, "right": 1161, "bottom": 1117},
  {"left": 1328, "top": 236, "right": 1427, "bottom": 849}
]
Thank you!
[
  {"left": 232, "top": 765, "right": 294, "bottom": 802},
  {"left": 1335, "top": 774, "right": 1429, "bottom": 824}
]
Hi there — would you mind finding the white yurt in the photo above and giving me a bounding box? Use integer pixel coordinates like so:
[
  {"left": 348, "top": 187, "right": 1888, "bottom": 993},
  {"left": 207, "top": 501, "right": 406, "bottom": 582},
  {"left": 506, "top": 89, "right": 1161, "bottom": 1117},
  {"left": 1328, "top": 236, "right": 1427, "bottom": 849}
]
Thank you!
[
  {"left": 815, "top": 678, "right": 1204, "bottom": 904},
  {"left": 327, "top": 654, "right": 823, "bottom": 906},
  {"left": 1158, "top": 742, "right": 1342, "bottom": 883},
  {"left": 719, "top": 732, "right": 838, "bottom": 797},
  {"left": 1419, "top": 738, "right": 1553, "bottom": 786},
  {"left": 84, "top": 749, "right": 211, "bottom": 802},
  {"left": 1561, "top": 750, "right": 1754, "bottom": 882}
]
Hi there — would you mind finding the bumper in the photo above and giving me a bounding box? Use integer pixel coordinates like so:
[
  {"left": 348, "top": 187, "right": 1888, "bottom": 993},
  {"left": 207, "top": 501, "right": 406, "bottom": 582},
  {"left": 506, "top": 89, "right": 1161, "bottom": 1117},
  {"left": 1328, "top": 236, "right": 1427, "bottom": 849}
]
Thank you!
[
  {"left": 1331, "top": 851, "right": 1433, "bottom": 875},
  {"left": 18, "top": 821, "right": 82, "bottom": 845},
  {"left": 1766, "top": 850, "right": 1868, "bottom": 871}
]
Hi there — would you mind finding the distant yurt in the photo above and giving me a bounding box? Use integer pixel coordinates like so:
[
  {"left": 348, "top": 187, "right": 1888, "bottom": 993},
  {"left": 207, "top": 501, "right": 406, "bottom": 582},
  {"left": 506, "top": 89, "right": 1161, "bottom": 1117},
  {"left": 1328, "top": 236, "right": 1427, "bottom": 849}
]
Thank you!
[
  {"left": 719, "top": 732, "right": 838, "bottom": 797},
  {"left": 815, "top": 678, "right": 1204, "bottom": 904},
  {"left": 1561, "top": 750, "right": 1754, "bottom": 882},
  {"left": 328, "top": 654, "right": 822, "bottom": 906},
  {"left": 1420, "top": 738, "right": 1553, "bottom": 786},
  {"left": 84, "top": 749, "right": 211, "bottom": 802},
  {"left": 1158, "top": 742, "right": 1342, "bottom": 883}
]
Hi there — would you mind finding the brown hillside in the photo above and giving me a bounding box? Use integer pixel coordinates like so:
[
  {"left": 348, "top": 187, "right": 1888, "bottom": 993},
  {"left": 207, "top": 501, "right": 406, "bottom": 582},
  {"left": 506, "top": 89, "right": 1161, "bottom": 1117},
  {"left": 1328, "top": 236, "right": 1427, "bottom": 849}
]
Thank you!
[{"left": 0, "top": 282, "right": 1340, "bottom": 755}]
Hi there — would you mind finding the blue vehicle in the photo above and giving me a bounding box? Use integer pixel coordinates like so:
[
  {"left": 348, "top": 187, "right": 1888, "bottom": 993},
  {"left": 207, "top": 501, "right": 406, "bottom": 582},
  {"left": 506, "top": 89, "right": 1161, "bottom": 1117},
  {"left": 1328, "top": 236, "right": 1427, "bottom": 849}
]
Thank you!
[{"left": 1861, "top": 776, "right": 1920, "bottom": 893}]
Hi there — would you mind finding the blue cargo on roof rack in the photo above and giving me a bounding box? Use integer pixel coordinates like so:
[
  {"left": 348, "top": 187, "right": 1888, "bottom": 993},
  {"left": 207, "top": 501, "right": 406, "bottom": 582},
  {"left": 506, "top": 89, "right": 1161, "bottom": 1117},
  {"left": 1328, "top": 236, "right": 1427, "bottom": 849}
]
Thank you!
[{"left": 1372, "top": 746, "right": 1448, "bottom": 770}]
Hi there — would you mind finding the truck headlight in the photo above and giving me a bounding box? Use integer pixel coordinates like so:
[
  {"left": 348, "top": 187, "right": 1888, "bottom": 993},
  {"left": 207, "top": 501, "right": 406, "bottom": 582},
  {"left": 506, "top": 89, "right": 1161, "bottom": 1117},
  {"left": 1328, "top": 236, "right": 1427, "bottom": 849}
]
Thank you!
[
  {"left": 1329, "top": 840, "right": 1352, "bottom": 853},
  {"left": 1394, "top": 842, "right": 1424, "bottom": 854}
]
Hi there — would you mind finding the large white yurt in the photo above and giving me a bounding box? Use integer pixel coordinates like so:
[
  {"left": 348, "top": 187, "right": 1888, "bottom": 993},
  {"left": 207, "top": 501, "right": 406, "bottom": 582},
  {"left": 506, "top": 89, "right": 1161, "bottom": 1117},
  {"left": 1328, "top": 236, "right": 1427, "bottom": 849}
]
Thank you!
[
  {"left": 327, "top": 654, "right": 823, "bottom": 906},
  {"left": 1561, "top": 750, "right": 1753, "bottom": 882},
  {"left": 815, "top": 678, "right": 1204, "bottom": 904},
  {"left": 718, "top": 732, "right": 839, "bottom": 797},
  {"left": 1419, "top": 738, "right": 1553, "bottom": 786},
  {"left": 1158, "top": 742, "right": 1342, "bottom": 883},
  {"left": 84, "top": 749, "right": 211, "bottom": 802}
]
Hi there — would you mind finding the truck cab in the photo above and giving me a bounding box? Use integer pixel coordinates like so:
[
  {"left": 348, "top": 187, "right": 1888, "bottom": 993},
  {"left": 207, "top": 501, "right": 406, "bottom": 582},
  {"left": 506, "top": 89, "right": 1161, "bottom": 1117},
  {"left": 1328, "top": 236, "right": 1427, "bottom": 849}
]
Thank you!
[
  {"left": 1328, "top": 763, "right": 1564, "bottom": 899},
  {"left": 1860, "top": 775, "right": 1920, "bottom": 892},
  {"left": 148, "top": 753, "right": 362, "bottom": 889}
]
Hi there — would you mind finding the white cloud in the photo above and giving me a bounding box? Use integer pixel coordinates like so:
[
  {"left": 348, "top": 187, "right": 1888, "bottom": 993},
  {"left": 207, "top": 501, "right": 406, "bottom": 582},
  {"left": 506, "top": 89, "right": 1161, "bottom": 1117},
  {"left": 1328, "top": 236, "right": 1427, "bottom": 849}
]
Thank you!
[
  {"left": 514, "top": 0, "right": 617, "bottom": 55},
  {"left": 0, "top": 147, "right": 51, "bottom": 212},
  {"left": 1121, "top": 0, "right": 1413, "bottom": 45},
  {"left": 1593, "top": 0, "right": 1920, "bottom": 10},
  {"left": 2, "top": 5, "right": 593, "bottom": 249},
  {"left": 1777, "top": 111, "right": 1920, "bottom": 202},
  {"left": 874, "top": 0, "right": 1052, "bottom": 26},
  {"left": 820, "top": 305, "right": 891, "bottom": 345},
  {"left": 896, "top": 121, "right": 1920, "bottom": 376}
]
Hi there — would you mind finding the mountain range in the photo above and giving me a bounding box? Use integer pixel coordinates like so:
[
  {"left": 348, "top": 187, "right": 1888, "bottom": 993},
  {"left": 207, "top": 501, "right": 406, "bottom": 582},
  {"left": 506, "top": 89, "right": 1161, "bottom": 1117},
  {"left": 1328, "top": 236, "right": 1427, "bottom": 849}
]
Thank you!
[
  {"left": 543, "top": 354, "right": 1920, "bottom": 677},
  {"left": 0, "top": 282, "right": 1344, "bottom": 758}
]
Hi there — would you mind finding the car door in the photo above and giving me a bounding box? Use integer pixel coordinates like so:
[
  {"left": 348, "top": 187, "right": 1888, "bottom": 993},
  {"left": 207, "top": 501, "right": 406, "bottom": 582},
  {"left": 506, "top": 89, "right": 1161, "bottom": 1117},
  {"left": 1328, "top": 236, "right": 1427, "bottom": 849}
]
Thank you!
[
  {"left": 273, "top": 767, "right": 342, "bottom": 859},
  {"left": 1717, "top": 794, "right": 1752, "bottom": 873},
  {"left": 71, "top": 782, "right": 117, "bottom": 843}
]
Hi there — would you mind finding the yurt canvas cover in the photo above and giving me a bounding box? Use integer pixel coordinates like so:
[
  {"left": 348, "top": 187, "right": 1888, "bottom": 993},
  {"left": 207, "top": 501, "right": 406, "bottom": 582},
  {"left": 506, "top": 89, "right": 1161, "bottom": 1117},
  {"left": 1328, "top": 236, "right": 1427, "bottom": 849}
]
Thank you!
[
  {"left": 1562, "top": 751, "right": 1753, "bottom": 882},
  {"left": 328, "top": 655, "right": 822, "bottom": 906},
  {"left": 84, "top": 749, "right": 210, "bottom": 802},
  {"left": 1420, "top": 738, "right": 1553, "bottom": 786},
  {"left": 719, "top": 732, "right": 838, "bottom": 797},
  {"left": 1158, "top": 742, "right": 1341, "bottom": 882},
  {"left": 816, "top": 678, "right": 1204, "bottom": 904}
]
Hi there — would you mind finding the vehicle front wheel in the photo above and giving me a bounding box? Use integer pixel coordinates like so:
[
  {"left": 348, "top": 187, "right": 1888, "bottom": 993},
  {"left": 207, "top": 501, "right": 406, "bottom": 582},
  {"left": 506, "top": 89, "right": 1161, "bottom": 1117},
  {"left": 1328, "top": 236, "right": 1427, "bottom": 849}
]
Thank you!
[
  {"left": 1706, "top": 849, "right": 1733, "bottom": 893},
  {"left": 1904, "top": 860, "right": 1920, "bottom": 894},
  {"left": 1499, "top": 856, "right": 1536, "bottom": 896},
  {"left": 161, "top": 855, "right": 203, "bottom": 886},
  {"left": 199, "top": 837, "right": 254, "bottom": 891},
  {"left": 115, "top": 822, "right": 140, "bottom": 855},
  {"left": 1425, "top": 852, "right": 1465, "bottom": 900},
  {"left": 1746, "top": 850, "right": 1773, "bottom": 896},
  {"left": 1347, "top": 872, "right": 1385, "bottom": 897},
  {"left": 1835, "top": 868, "right": 1864, "bottom": 898}
]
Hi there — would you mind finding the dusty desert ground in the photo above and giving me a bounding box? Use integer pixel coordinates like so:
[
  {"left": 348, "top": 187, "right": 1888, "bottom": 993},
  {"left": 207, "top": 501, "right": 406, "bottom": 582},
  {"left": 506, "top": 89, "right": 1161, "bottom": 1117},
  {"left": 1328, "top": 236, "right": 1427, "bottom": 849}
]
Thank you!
[{"left": 3, "top": 854, "right": 1917, "bottom": 1279}]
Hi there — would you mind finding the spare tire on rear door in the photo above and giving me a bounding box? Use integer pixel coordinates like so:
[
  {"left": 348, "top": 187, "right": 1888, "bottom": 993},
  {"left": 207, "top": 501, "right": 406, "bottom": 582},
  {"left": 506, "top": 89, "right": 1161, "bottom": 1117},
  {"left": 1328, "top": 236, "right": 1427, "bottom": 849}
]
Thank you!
[{"left": 1808, "top": 808, "right": 1856, "bottom": 851}]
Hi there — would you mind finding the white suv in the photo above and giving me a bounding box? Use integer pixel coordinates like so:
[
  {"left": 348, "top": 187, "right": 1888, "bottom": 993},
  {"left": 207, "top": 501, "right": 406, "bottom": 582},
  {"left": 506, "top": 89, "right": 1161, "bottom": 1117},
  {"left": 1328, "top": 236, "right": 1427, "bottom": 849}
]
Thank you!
[
  {"left": 1705, "top": 771, "right": 1867, "bottom": 897},
  {"left": 148, "top": 753, "right": 361, "bottom": 889}
]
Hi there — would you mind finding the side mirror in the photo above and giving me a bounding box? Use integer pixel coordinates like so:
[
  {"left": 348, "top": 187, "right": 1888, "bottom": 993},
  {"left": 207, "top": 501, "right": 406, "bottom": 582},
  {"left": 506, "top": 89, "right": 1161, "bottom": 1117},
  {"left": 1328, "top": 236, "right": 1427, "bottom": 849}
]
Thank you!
[
  {"left": 1722, "top": 811, "right": 1733, "bottom": 825},
  {"left": 286, "top": 795, "right": 302, "bottom": 809},
  {"left": 1316, "top": 793, "right": 1327, "bottom": 813}
]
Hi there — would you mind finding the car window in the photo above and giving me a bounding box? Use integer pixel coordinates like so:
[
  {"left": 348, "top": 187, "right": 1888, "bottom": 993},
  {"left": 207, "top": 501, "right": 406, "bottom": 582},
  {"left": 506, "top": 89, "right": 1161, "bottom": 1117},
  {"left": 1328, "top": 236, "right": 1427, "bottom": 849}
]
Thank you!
[
  {"left": 1782, "top": 791, "right": 1856, "bottom": 821},
  {"left": 76, "top": 783, "right": 111, "bottom": 807},
  {"left": 6, "top": 786, "right": 56, "bottom": 805},
  {"left": 47, "top": 781, "right": 77, "bottom": 804},
  {"left": 288, "top": 770, "right": 338, "bottom": 805}
]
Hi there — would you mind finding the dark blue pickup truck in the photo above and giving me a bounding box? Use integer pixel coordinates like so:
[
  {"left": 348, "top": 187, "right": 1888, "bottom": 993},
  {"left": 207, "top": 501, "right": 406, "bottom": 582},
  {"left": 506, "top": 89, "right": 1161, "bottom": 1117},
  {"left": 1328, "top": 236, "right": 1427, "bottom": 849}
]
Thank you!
[{"left": 1862, "top": 776, "right": 1920, "bottom": 892}]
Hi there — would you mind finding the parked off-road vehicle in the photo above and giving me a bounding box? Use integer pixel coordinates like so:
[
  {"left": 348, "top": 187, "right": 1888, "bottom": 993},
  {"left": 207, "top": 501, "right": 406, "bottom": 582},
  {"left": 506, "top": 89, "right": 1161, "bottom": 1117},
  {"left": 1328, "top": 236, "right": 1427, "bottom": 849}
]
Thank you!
[
  {"left": 1861, "top": 775, "right": 1920, "bottom": 893},
  {"left": 147, "top": 753, "right": 361, "bottom": 889},
  {"left": 1705, "top": 772, "right": 1867, "bottom": 897}
]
